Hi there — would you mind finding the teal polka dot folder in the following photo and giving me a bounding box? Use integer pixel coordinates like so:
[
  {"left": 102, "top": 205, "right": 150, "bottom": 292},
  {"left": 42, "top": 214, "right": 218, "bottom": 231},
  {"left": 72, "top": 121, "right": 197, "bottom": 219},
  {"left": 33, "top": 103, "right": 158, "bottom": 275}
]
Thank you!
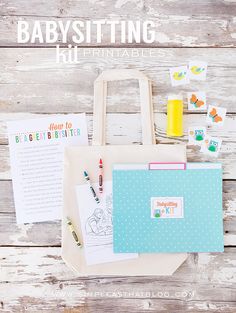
[{"left": 113, "top": 163, "right": 224, "bottom": 253}]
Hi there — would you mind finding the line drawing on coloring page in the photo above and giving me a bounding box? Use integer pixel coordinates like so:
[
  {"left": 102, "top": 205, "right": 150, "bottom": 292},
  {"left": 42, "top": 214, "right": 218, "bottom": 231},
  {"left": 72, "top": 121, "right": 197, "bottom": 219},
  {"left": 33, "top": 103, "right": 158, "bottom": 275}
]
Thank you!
[
  {"left": 76, "top": 181, "right": 137, "bottom": 265},
  {"left": 85, "top": 194, "right": 113, "bottom": 237}
]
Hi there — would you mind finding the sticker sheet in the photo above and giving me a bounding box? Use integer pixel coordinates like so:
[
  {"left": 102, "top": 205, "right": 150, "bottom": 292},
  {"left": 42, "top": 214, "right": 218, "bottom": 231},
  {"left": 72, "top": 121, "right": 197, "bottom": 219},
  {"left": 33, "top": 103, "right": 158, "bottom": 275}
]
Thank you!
[
  {"left": 189, "top": 61, "right": 207, "bottom": 81},
  {"left": 188, "top": 126, "right": 207, "bottom": 145},
  {"left": 169, "top": 65, "right": 190, "bottom": 86},
  {"left": 206, "top": 105, "right": 227, "bottom": 127},
  {"left": 187, "top": 92, "right": 207, "bottom": 110}
]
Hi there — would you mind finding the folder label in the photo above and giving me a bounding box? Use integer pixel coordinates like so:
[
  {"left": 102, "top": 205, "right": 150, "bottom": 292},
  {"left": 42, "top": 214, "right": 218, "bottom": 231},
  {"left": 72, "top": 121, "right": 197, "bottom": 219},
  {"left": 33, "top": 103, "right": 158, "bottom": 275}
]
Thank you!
[{"left": 151, "top": 197, "right": 184, "bottom": 219}]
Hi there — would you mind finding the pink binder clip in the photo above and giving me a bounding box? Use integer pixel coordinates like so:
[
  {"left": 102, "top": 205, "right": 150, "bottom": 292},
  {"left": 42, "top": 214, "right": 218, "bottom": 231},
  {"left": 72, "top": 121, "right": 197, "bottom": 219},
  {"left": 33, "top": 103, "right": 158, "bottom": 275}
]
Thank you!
[{"left": 149, "top": 163, "right": 186, "bottom": 170}]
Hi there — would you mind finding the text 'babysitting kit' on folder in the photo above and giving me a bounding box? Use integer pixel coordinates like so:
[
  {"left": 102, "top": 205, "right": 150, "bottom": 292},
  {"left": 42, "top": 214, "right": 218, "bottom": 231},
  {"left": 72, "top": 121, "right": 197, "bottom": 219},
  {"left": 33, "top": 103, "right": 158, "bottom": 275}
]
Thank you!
[{"left": 113, "top": 163, "right": 224, "bottom": 253}]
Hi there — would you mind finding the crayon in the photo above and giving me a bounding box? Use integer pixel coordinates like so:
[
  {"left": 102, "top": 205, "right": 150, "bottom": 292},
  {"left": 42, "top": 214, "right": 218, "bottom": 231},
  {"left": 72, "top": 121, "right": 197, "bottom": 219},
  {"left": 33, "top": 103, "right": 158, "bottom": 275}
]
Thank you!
[
  {"left": 99, "top": 158, "right": 103, "bottom": 193},
  {"left": 84, "top": 170, "right": 100, "bottom": 204},
  {"left": 66, "top": 217, "right": 82, "bottom": 247}
]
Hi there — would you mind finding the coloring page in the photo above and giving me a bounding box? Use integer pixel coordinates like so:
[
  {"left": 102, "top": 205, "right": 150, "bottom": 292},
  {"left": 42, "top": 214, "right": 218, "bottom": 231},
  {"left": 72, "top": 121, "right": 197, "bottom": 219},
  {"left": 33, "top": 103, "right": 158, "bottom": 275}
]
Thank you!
[{"left": 76, "top": 181, "right": 137, "bottom": 265}]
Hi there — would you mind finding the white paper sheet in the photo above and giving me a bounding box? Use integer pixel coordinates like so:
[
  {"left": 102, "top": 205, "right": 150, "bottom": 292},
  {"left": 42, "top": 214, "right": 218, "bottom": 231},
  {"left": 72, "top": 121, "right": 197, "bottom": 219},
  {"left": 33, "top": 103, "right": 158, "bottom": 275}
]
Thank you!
[
  {"left": 76, "top": 181, "right": 137, "bottom": 265},
  {"left": 7, "top": 114, "right": 88, "bottom": 224}
]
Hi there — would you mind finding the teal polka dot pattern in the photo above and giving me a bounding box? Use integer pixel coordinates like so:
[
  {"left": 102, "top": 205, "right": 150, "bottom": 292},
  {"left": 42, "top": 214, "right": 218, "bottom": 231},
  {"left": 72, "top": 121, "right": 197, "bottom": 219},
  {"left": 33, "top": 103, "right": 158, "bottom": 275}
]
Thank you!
[{"left": 113, "top": 169, "right": 224, "bottom": 253}]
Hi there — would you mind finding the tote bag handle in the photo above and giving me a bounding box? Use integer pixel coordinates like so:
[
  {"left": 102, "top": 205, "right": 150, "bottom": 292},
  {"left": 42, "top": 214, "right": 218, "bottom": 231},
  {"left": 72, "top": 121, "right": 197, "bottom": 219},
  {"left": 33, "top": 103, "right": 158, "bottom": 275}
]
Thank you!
[{"left": 92, "top": 69, "right": 156, "bottom": 146}]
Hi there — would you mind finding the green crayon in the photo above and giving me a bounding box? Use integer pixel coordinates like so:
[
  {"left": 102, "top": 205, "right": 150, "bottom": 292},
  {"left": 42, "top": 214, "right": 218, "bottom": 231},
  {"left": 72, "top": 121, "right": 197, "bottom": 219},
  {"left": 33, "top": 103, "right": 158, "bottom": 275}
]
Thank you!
[{"left": 84, "top": 171, "right": 100, "bottom": 204}]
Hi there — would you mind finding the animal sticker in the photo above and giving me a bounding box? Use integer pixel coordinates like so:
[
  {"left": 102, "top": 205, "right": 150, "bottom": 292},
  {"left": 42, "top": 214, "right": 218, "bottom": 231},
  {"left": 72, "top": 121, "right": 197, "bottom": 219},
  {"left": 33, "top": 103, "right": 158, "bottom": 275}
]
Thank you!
[
  {"left": 189, "top": 61, "right": 207, "bottom": 81},
  {"left": 206, "top": 105, "right": 227, "bottom": 127},
  {"left": 190, "top": 66, "right": 205, "bottom": 75},
  {"left": 207, "top": 139, "right": 219, "bottom": 152},
  {"left": 188, "top": 126, "right": 206, "bottom": 146},
  {"left": 201, "top": 136, "right": 222, "bottom": 157},
  {"left": 191, "top": 94, "right": 204, "bottom": 108},
  {"left": 209, "top": 108, "right": 222, "bottom": 123},
  {"left": 173, "top": 71, "right": 187, "bottom": 81},
  {"left": 187, "top": 92, "right": 207, "bottom": 110},
  {"left": 169, "top": 66, "right": 190, "bottom": 86}
]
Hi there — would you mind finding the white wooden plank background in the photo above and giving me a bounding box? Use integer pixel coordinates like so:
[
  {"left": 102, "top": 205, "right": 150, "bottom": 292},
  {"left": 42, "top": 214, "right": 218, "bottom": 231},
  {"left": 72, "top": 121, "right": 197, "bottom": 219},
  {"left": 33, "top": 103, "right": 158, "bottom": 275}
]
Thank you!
[
  {"left": 0, "top": 1, "right": 236, "bottom": 312},
  {"left": 1, "top": 248, "right": 236, "bottom": 312},
  {"left": 0, "top": 48, "right": 236, "bottom": 113},
  {"left": 1, "top": 0, "right": 236, "bottom": 47}
]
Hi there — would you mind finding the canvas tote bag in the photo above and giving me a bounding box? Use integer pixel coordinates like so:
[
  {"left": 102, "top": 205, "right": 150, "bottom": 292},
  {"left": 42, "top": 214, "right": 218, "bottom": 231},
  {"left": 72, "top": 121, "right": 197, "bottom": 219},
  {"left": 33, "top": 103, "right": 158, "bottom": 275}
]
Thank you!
[{"left": 62, "top": 69, "right": 188, "bottom": 275}]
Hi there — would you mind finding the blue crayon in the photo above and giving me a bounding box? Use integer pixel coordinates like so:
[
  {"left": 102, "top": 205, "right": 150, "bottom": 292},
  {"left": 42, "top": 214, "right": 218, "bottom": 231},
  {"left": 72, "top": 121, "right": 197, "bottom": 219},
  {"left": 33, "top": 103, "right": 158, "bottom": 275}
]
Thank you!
[{"left": 83, "top": 171, "right": 100, "bottom": 204}]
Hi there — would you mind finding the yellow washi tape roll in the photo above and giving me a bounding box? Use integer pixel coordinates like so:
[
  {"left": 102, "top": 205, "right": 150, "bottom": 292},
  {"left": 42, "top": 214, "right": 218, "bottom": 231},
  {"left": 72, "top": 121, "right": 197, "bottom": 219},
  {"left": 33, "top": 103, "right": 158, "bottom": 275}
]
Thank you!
[{"left": 167, "top": 95, "right": 183, "bottom": 137}]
